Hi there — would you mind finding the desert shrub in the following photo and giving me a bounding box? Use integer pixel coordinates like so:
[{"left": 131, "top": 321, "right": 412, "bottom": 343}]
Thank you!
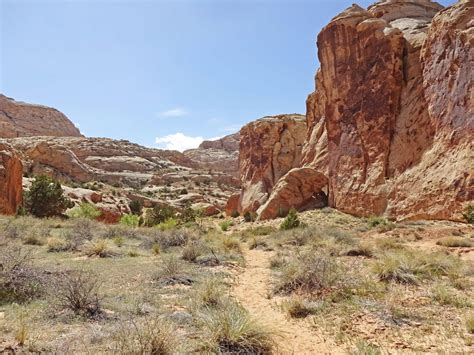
[
  {"left": 283, "top": 296, "right": 319, "bottom": 318},
  {"left": 22, "top": 225, "right": 50, "bottom": 246},
  {"left": 463, "top": 204, "right": 474, "bottom": 224},
  {"left": 373, "top": 250, "right": 461, "bottom": 285},
  {"left": 180, "top": 205, "right": 197, "bottom": 223},
  {"left": 46, "top": 236, "right": 70, "bottom": 252},
  {"left": 198, "top": 300, "right": 276, "bottom": 354},
  {"left": 120, "top": 214, "right": 140, "bottom": 227},
  {"left": 54, "top": 268, "right": 103, "bottom": 318},
  {"left": 249, "top": 226, "right": 275, "bottom": 236},
  {"left": 64, "top": 218, "right": 96, "bottom": 250},
  {"left": 0, "top": 246, "right": 46, "bottom": 303},
  {"left": 113, "top": 317, "right": 176, "bottom": 354},
  {"left": 367, "top": 216, "right": 388, "bottom": 228},
  {"left": 243, "top": 211, "right": 257, "bottom": 223},
  {"left": 375, "top": 237, "right": 405, "bottom": 251},
  {"left": 144, "top": 205, "right": 177, "bottom": 226},
  {"left": 83, "top": 239, "right": 116, "bottom": 258},
  {"left": 269, "top": 252, "right": 288, "bottom": 269},
  {"left": 3, "top": 218, "right": 30, "bottom": 239},
  {"left": 145, "top": 229, "right": 193, "bottom": 251},
  {"left": 274, "top": 251, "right": 346, "bottom": 295},
  {"left": 230, "top": 210, "right": 240, "bottom": 218},
  {"left": 67, "top": 202, "right": 102, "bottom": 220},
  {"left": 113, "top": 236, "right": 125, "bottom": 247},
  {"left": 248, "top": 237, "right": 268, "bottom": 250},
  {"left": 221, "top": 235, "right": 241, "bottom": 253},
  {"left": 102, "top": 225, "right": 138, "bottom": 240},
  {"left": 436, "top": 237, "right": 473, "bottom": 248},
  {"left": 128, "top": 200, "right": 143, "bottom": 216},
  {"left": 24, "top": 175, "right": 73, "bottom": 218},
  {"left": 153, "top": 255, "right": 193, "bottom": 286},
  {"left": 156, "top": 218, "right": 178, "bottom": 231},
  {"left": 219, "top": 220, "right": 234, "bottom": 232},
  {"left": 343, "top": 242, "right": 374, "bottom": 257},
  {"left": 352, "top": 340, "right": 381, "bottom": 355},
  {"left": 280, "top": 209, "right": 300, "bottom": 230},
  {"left": 182, "top": 240, "right": 207, "bottom": 262}
]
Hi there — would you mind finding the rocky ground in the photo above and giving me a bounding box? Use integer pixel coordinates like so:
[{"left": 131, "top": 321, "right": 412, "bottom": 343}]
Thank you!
[{"left": 0, "top": 210, "right": 472, "bottom": 353}]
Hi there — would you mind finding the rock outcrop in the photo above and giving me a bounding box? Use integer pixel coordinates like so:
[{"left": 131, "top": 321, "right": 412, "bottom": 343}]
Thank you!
[
  {"left": 0, "top": 94, "right": 82, "bottom": 138},
  {"left": 238, "top": 114, "right": 306, "bottom": 214},
  {"left": 184, "top": 133, "right": 239, "bottom": 176},
  {"left": 236, "top": 0, "right": 473, "bottom": 222},
  {"left": 0, "top": 143, "right": 23, "bottom": 215}
]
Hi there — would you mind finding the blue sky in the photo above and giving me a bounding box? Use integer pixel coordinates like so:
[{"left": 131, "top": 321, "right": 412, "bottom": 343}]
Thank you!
[{"left": 1, "top": 0, "right": 452, "bottom": 151}]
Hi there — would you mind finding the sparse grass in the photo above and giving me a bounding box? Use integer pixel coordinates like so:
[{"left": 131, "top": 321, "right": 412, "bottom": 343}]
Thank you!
[
  {"left": 375, "top": 237, "right": 405, "bottom": 251},
  {"left": 182, "top": 240, "right": 206, "bottom": 262},
  {"left": 46, "top": 236, "right": 69, "bottom": 252},
  {"left": 248, "top": 237, "right": 268, "bottom": 250},
  {"left": 113, "top": 317, "right": 177, "bottom": 354},
  {"left": 113, "top": 236, "right": 125, "bottom": 247},
  {"left": 373, "top": 250, "right": 461, "bottom": 284},
  {"left": 283, "top": 296, "right": 319, "bottom": 318},
  {"left": 343, "top": 242, "right": 374, "bottom": 257},
  {"left": 198, "top": 300, "right": 276, "bottom": 354},
  {"left": 430, "top": 284, "right": 471, "bottom": 308},
  {"left": 352, "top": 340, "right": 381, "bottom": 355},
  {"left": 83, "top": 239, "right": 116, "bottom": 258},
  {"left": 274, "top": 251, "right": 346, "bottom": 295},
  {"left": 465, "top": 313, "right": 474, "bottom": 334},
  {"left": 220, "top": 235, "right": 242, "bottom": 253},
  {"left": 144, "top": 229, "right": 193, "bottom": 251},
  {"left": 154, "top": 255, "right": 194, "bottom": 286},
  {"left": 192, "top": 277, "right": 226, "bottom": 309},
  {"left": 436, "top": 236, "right": 473, "bottom": 248}
]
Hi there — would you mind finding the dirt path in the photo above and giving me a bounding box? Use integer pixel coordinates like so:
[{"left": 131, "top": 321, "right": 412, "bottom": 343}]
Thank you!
[{"left": 233, "top": 247, "right": 338, "bottom": 354}]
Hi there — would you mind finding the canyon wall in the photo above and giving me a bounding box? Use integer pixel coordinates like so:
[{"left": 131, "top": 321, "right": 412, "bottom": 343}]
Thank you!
[
  {"left": 0, "top": 143, "right": 23, "bottom": 215},
  {"left": 0, "top": 94, "right": 82, "bottom": 138},
  {"left": 237, "top": 0, "right": 473, "bottom": 221}
]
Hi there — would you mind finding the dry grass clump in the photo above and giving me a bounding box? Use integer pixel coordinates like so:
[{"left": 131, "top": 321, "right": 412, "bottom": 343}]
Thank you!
[
  {"left": 0, "top": 246, "right": 46, "bottom": 303},
  {"left": 113, "top": 317, "right": 177, "bottom": 354},
  {"left": 465, "top": 313, "right": 474, "bottom": 334},
  {"left": 198, "top": 300, "right": 276, "bottom": 354},
  {"left": 102, "top": 225, "right": 139, "bottom": 239},
  {"left": 248, "top": 237, "right": 268, "bottom": 250},
  {"left": 53, "top": 268, "right": 103, "bottom": 319},
  {"left": 46, "top": 236, "right": 70, "bottom": 252},
  {"left": 283, "top": 296, "right": 320, "bottom": 318},
  {"left": 220, "top": 235, "right": 242, "bottom": 253},
  {"left": 143, "top": 228, "right": 194, "bottom": 251},
  {"left": 274, "top": 251, "right": 347, "bottom": 296},
  {"left": 181, "top": 240, "right": 207, "bottom": 262},
  {"left": 375, "top": 237, "right": 405, "bottom": 251},
  {"left": 430, "top": 284, "right": 472, "bottom": 308},
  {"left": 436, "top": 237, "right": 473, "bottom": 248},
  {"left": 3, "top": 217, "right": 32, "bottom": 239},
  {"left": 154, "top": 255, "right": 194, "bottom": 286},
  {"left": 343, "top": 242, "right": 374, "bottom": 257},
  {"left": 83, "top": 239, "right": 117, "bottom": 258},
  {"left": 191, "top": 277, "right": 226, "bottom": 309},
  {"left": 373, "top": 250, "right": 461, "bottom": 285}
]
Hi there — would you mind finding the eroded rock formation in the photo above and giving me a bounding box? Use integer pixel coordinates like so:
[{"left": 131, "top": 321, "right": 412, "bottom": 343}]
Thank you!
[
  {"left": 237, "top": 0, "right": 473, "bottom": 221},
  {"left": 0, "top": 94, "right": 82, "bottom": 138},
  {"left": 238, "top": 114, "right": 306, "bottom": 213},
  {"left": 0, "top": 143, "right": 23, "bottom": 215}
]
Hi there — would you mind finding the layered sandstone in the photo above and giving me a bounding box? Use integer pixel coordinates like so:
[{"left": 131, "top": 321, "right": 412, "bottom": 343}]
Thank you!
[
  {"left": 238, "top": 114, "right": 306, "bottom": 213},
  {"left": 240, "top": 0, "right": 473, "bottom": 221},
  {"left": 0, "top": 143, "right": 23, "bottom": 215},
  {"left": 0, "top": 94, "right": 82, "bottom": 138},
  {"left": 184, "top": 133, "right": 239, "bottom": 176}
]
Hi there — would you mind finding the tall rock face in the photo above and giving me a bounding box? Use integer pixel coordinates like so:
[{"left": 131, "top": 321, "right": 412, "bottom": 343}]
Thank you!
[
  {"left": 0, "top": 143, "right": 23, "bottom": 215},
  {"left": 237, "top": 0, "right": 473, "bottom": 221},
  {"left": 0, "top": 94, "right": 82, "bottom": 138},
  {"left": 238, "top": 114, "right": 306, "bottom": 214},
  {"left": 184, "top": 133, "right": 239, "bottom": 177}
]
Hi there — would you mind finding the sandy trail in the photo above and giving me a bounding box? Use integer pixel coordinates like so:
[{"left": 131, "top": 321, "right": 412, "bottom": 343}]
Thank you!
[{"left": 233, "top": 247, "right": 338, "bottom": 354}]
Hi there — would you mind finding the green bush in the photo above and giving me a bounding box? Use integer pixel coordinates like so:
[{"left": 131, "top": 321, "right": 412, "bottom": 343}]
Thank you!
[
  {"left": 219, "top": 220, "right": 234, "bottom": 232},
  {"left": 144, "top": 205, "right": 177, "bottom": 226},
  {"left": 463, "top": 204, "right": 474, "bottom": 224},
  {"left": 280, "top": 208, "right": 300, "bottom": 230},
  {"left": 230, "top": 210, "right": 240, "bottom": 218},
  {"left": 128, "top": 200, "right": 143, "bottom": 216},
  {"left": 120, "top": 214, "right": 140, "bottom": 227},
  {"left": 24, "top": 175, "right": 73, "bottom": 218},
  {"left": 67, "top": 202, "right": 102, "bottom": 220},
  {"left": 156, "top": 218, "right": 178, "bottom": 231}
]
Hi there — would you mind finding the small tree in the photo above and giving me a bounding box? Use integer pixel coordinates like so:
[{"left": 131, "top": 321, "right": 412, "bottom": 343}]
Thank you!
[
  {"left": 280, "top": 208, "right": 300, "bottom": 230},
  {"left": 24, "top": 175, "right": 73, "bottom": 218},
  {"left": 129, "top": 200, "right": 143, "bottom": 216},
  {"left": 144, "top": 205, "right": 177, "bottom": 227},
  {"left": 463, "top": 204, "right": 474, "bottom": 224}
]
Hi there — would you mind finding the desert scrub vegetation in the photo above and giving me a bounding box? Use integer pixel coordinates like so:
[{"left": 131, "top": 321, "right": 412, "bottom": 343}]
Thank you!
[
  {"left": 83, "top": 239, "right": 117, "bottom": 258},
  {"left": 153, "top": 255, "right": 194, "bottom": 286},
  {"left": 53, "top": 268, "right": 104, "bottom": 319},
  {"left": 282, "top": 296, "right": 320, "bottom": 318},
  {"left": 463, "top": 204, "right": 474, "bottom": 224},
  {"left": 67, "top": 202, "right": 102, "bottom": 220},
  {"left": 373, "top": 250, "right": 461, "bottom": 285},
  {"left": 24, "top": 175, "right": 74, "bottom": 218},
  {"left": 436, "top": 236, "right": 473, "bottom": 248},
  {"left": 119, "top": 213, "right": 140, "bottom": 227},
  {"left": 112, "top": 317, "right": 177, "bottom": 354},
  {"left": 197, "top": 300, "right": 277, "bottom": 354},
  {"left": 280, "top": 208, "right": 300, "bottom": 230},
  {"left": 219, "top": 219, "right": 234, "bottom": 231},
  {"left": 0, "top": 246, "right": 47, "bottom": 303}
]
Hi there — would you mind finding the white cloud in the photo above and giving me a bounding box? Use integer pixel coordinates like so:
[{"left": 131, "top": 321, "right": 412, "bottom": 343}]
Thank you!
[
  {"left": 155, "top": 132, "right": 204, "bottom": 152},
  {"left": 158, "top": 107, "right": 188, "bottom": 117}
]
